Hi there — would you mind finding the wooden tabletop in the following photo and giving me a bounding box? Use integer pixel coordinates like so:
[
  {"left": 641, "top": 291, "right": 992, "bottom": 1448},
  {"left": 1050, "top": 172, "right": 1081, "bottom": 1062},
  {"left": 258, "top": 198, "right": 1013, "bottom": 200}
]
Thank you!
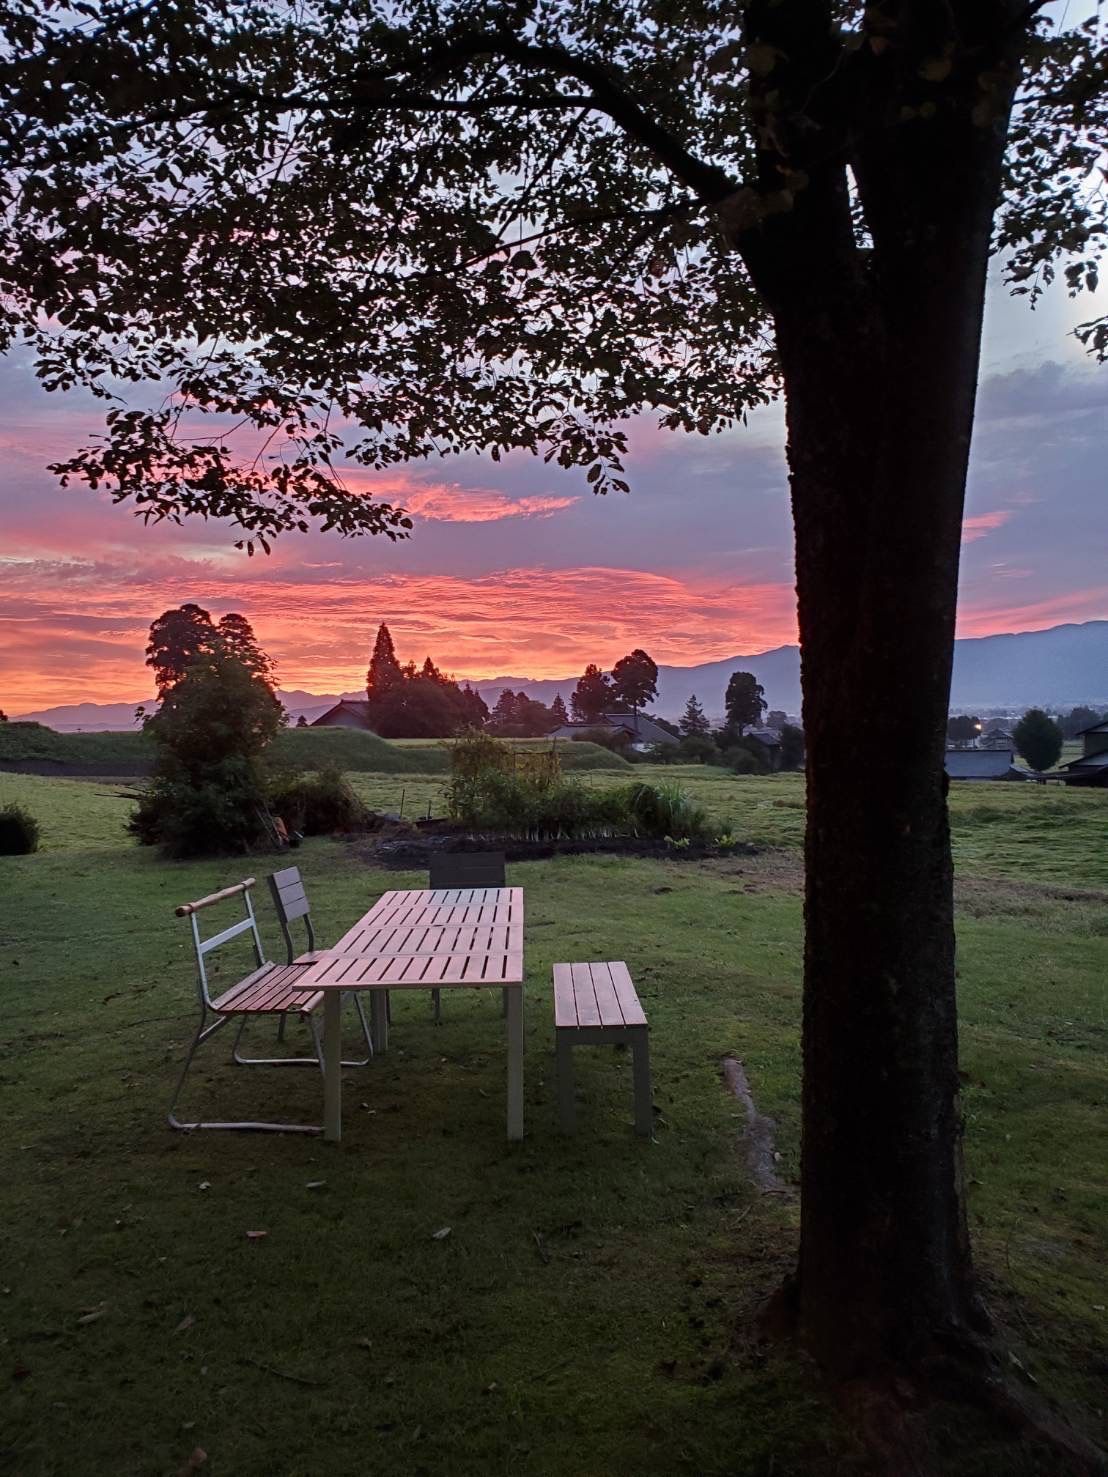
[
  {"left": 356, "top": 886, "right": 523, "bottom": 934},
  {"left": 299, "top": 948, "right": 524, "bottom": 991}
]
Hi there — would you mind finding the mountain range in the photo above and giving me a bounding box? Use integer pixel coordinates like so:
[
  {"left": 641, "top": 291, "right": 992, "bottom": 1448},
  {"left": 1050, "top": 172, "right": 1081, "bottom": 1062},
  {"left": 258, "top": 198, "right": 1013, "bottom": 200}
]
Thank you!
[{"left": 12, "top": 619, "right": 1107, "bottom": 730}]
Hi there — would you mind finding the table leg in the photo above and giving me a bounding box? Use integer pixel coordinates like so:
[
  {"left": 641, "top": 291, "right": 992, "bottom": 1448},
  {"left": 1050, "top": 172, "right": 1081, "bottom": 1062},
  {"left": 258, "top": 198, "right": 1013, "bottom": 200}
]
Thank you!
[
  {"left": 323, "top": 991, "right": 342, "bottom": 1142},
  {"left": 506, "top": 984, "right": 524, "bottom": 1141},
  {"left": 370, "top": 990, "right": 389, "bottom": 1053}
]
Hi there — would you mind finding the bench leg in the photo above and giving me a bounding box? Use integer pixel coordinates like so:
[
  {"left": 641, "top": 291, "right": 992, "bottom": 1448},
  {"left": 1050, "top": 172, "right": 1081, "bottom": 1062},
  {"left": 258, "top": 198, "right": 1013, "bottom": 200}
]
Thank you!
[
  {"left": 630, "top": 1028, "right": 653, "bottom": 1138},
  {"left": 556, "top": 1031, "right": 576, "bottom": 1134},
  {"left": 432, "top": 987, "right": 442, "bottom": 1024}
]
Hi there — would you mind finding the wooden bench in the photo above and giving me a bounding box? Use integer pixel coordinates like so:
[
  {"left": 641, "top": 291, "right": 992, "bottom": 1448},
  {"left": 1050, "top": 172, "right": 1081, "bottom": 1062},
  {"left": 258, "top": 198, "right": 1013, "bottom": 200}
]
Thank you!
[{"left": 553, "top": 962, "right": 652, "bottom": 1137}]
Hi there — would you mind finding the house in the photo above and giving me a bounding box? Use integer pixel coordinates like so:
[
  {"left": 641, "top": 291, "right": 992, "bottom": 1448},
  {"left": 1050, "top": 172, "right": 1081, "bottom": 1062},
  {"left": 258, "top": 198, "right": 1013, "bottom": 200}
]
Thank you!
[
  {"left": 743, "top": 726, "right": 784, "bottom": 771},
  {"left": 944, "top": 747, "right": 1028, "bottom": 781},
  {"left": 311, "top": 699, "right": 374, "bottom": 730},
  {"left": 1053, "top": 719, "right": 1108, "bottom": 787},
  {"left": 548, "top": 712, "right": 679, "bottom": 753},
  {"left": 978, "top": 728, "right": 1015, "bottom": 750}
]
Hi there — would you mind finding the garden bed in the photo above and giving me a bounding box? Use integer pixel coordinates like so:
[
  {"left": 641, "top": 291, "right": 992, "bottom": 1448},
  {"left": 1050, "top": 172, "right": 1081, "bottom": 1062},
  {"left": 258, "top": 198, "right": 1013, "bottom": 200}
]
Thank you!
[{"left": 359, "top": 820, "right": 760, "bottom": 867}]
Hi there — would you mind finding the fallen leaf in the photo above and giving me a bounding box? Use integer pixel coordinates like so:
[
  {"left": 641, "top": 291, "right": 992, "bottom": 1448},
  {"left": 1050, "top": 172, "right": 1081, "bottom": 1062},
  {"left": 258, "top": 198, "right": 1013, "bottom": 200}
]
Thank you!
[
  {"left": 245, "top": 1230, "right": 268, "bottom": 1241},
  {"left": 174, "top": 1314, "right": 196, "bottom": 1334},
  {"left": 304, "top": 1180, "right": 326, "bottom": 1190},
  {"left": 76, "top": 1304, "right": 107, "bottom": 1326},
  {"left": 431, "top": 1226, "right": 452, "bottom": 1241},
  {"left": 175, "top": 1446, "right": 208, "bottom": 1477},
  {"left": 197, "top": 1182, "right": 210, "bottom": 1192}
]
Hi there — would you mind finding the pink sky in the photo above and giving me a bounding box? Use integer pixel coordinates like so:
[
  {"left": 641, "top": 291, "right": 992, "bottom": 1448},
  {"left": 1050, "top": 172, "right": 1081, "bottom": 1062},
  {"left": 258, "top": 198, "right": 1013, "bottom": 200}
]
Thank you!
[{"left": 1, "top": 284, "right": 1106, "bottom": 712}]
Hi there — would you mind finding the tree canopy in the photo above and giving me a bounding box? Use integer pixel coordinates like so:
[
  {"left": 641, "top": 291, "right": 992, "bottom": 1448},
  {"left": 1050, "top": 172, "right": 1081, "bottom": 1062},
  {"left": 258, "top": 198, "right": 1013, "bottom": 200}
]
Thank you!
[
  {"left": 610, "top": 649, "right": 658, "bottom": 715},
  {"left": 570, "top": 663, "right": 613, "bottom": 723},
  {"left": 724, "top": 671, "right": 767, "bottom": 734},
  {"left": 1013, "top": 707, "right": 1064, "bottom": 772},
  {"left": 1, "top": 2, "right": 1101, "bottom": 549}
]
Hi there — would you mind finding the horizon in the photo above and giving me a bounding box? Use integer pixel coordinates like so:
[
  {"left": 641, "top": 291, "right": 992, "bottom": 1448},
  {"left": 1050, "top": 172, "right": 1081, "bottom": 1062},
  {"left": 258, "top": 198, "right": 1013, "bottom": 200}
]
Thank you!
[{"left": 2, "top": 264, "right": 1105, "bottom": 713}]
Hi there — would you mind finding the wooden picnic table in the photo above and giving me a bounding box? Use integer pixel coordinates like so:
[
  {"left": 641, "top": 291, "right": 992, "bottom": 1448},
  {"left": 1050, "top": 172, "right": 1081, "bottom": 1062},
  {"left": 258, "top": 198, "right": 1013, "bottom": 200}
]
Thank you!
[{"left": 298, "top": 888, "right": 525, "bottom": 1142}]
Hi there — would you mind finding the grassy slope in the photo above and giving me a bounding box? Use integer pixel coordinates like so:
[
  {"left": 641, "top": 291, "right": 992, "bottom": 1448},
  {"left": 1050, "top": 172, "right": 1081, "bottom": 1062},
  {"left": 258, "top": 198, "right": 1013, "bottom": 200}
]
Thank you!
[
  {"left": 0, "top": 725, "right": 627, "bottom": 776},
  {"left": 0, "top": 772, "right": 1104, "bottom": 1476}
]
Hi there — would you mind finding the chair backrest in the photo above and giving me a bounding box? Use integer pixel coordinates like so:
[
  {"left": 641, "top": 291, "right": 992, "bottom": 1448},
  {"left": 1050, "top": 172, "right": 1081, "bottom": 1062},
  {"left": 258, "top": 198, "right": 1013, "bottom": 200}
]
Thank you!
[
  {"left": 267, "top": 866, "right": 316, "bottom": 963},
  {"left": 175, "top": 879, "right": 265, "bottom": 1009},
  {"left": 428, "top": 851, "right": 507, "bottom": 890}
]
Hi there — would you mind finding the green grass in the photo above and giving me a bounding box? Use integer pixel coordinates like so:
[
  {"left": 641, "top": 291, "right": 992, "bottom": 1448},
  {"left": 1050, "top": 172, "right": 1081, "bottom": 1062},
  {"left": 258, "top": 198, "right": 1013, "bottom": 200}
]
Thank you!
[
  {"left": 0, "top": 724, "right": 628, "bottom": 777},
  {"left": 0, "top": 771, "right": 1105, "bottom": 1475}
]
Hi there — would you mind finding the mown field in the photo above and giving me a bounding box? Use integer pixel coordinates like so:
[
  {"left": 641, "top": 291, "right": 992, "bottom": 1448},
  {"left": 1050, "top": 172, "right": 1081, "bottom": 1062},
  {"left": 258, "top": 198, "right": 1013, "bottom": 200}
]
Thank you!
[{"left": 0, "top": 766, "right": 1105, "bottom": 1477}]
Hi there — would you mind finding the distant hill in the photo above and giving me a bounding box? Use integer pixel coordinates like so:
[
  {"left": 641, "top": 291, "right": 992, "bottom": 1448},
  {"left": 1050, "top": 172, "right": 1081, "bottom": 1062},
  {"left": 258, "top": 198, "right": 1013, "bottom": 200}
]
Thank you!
[{"left": 12, "top": 619, "right": 1106, "bottom": 728}]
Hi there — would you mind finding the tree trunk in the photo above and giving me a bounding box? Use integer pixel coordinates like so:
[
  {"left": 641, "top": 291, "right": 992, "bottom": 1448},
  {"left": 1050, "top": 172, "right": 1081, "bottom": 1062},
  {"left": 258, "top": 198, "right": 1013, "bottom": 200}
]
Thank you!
[{"left": 734, "top": 11, "right": 1026, "bottom": 1376}]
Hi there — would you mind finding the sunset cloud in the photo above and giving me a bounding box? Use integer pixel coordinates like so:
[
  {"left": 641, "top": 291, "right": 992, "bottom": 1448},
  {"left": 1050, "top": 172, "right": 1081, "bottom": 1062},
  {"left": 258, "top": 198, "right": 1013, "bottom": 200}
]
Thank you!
[
  {"left": 961, "top": 510, "right": 1011, "bottom": 543},
  {"left": 0, "top": 559, "right": 798, "bottom": 710},
  {"left": 398, "top": 486, "right": 579, "bottom": 523}
]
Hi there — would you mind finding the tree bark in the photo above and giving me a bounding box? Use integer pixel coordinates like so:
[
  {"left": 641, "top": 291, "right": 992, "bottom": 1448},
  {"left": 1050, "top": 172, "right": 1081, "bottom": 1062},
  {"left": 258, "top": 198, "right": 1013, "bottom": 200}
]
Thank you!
[{"left": 732, "top": 0, "right": 1027, "bottom": 1380}]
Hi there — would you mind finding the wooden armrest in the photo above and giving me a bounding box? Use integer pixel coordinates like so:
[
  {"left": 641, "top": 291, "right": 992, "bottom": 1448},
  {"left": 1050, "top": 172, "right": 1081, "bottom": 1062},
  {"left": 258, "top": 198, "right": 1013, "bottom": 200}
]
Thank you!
[{"left": 175, "top": 878, "right": 257, "bottom": 916}]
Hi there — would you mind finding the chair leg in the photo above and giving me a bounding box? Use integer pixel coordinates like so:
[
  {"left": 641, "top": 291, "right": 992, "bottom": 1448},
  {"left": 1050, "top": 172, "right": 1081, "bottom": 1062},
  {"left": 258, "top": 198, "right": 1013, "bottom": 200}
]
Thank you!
[
  {"left": 169, "top": 1012, "right": 321, "bottom": 1134},
  {"left": 276, "top": 1012, "right": 288, "bottom": 1043},
  {"left": 556, "top": 1031, "right": 576, "bottom": 1134},
  {"left": 234, "top": 1002, "right": 372, "bottom": 1069},
  {"left": 432, "top": 988, "right": 442, "bottom": 1024}
]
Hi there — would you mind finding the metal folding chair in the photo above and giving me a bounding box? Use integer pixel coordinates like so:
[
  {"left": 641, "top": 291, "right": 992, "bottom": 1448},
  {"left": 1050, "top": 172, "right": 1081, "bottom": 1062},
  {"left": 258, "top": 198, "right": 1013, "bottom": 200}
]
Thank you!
[
  {"left": 267, "top": 866, "right": 373, "bottom": 1064},
  {"left": 426, "top": 852, "right": 507, "bottom": 1022},
  {"left": 168, "top": 878, "right": 326, "bottom": 1133}
]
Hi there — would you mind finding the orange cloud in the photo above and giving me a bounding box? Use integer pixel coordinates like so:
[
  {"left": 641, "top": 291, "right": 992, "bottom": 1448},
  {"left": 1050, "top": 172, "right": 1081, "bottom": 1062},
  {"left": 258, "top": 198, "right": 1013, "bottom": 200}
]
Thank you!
[
  {"left": 961, "top": 510, "right": 1011, "bottom": 543},
  {"left": 0, "top": 561, "right": 798, "bottom": 710}
]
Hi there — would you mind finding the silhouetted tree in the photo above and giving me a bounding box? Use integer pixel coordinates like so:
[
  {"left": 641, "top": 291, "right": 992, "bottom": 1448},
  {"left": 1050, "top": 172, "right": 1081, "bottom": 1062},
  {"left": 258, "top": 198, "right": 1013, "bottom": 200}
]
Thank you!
[
  {"left": 571, "top": 664, "right": 613, "bottom": 724},
  {"left": 679, "top": 694, "right": 711, "bottom": 738},
  {"left": 459, "top": 685, "right": 490, "bottom": 730},
  {"left": 1060, "top": 705, "right": 1103, "bottom": 739},
  {"left": 145, "top": 604, "right": 217, "bottom": 696},
  {"left": 218, "top": 612, "right": 277, "bottom": 690},
  {"left": 611, "top": 649, "right": 658, "bottom": 718},
  {"left": 724, "top": 672, "right": 767, "bottom": 736},
  {"left": 131, "top": 652, "right": 284, "bottom": 856},
  {"left": 766, "top": 709, "right": 788, "bottom": 732},
  {"left": 1013, "top": 709, "right": 1064, "bottom": 772},
  {"left": 421, "top": 655, "right": 444, "bottom": 683},
  {"left": 780, "top": 724, "right": 806, "bottom": 772},
  {"left": 295, "top": 714, "right": 308, "bottom": 728},
  {"left": 550, "top": 695, "right": 569, "bottom": 727},
  {"left": 946, "top": 714, "right": 981, "bottom": 747},
  {"left": 366, "top": 624, "right": 403, "bottom": 702}
]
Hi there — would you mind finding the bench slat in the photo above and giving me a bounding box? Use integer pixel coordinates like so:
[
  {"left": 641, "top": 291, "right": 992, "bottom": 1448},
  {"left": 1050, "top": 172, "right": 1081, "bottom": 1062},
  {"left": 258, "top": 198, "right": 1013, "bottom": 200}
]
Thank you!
[
  {"left": 589, "top": 962, "right": 625, "bottom": 1028},
  {"left": 553, "top": 963, "right": 577, "bottom": 1028},
  {"left": 610, "top": 961, "right": 647, "bottom": 1027},
  {"left": 570, "top": 961, "right": 601, "bottom": 1027}
]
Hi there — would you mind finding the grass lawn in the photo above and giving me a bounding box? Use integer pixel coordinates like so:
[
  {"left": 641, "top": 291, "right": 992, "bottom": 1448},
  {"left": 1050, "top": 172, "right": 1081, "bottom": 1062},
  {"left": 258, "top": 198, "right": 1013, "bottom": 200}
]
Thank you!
[{"left": 1, "top": 771, "right": 1105, "bottom": 1476}]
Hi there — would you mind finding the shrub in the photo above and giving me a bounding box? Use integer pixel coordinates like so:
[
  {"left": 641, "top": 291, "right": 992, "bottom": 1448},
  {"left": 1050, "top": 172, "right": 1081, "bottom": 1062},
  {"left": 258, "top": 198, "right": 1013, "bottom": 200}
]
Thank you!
[
  {"left": 725, "top": 742, "right": 767, "bottom": 775},
  {"left": 130, "top": 755, "right": 271, "bottom": 857},
  {"left": 269, "top": 767, "right": 371, "bottom": 835},
  {"left": 0, "top": 803, "right": 40, "bottom": 855}
]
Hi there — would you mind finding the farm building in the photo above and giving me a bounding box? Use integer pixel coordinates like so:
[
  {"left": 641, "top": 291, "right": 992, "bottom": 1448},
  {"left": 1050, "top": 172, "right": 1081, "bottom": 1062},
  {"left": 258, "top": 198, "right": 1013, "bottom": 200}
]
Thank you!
[
  {"left": 943, "top": 748, "right": 1028, "bottom": 781},
  {"left": 548, "top": 712, "right": 679, "bottom": 753},
  {"left": 1053, "top": 718, "right": 1108, "bottom": 787},
  {"left": 311, "top": 699, "right": 374, "bottom": 730}
]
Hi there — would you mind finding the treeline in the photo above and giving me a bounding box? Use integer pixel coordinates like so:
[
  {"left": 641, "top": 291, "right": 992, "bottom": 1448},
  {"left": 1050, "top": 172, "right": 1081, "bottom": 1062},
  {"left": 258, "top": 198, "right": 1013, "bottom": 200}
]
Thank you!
[{"left": 657, "top": 678, "right": 804, "bottom": 772}]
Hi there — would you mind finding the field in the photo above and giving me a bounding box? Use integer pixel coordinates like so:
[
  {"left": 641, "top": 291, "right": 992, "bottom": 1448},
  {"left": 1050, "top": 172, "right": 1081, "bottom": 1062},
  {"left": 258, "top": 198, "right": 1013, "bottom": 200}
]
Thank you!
[
  {"left": 0, "top": 723, "right": 626, "bottom": 777},
  {"left": 1, "top": 765, "right": 1105, "bottom": 1476}
]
